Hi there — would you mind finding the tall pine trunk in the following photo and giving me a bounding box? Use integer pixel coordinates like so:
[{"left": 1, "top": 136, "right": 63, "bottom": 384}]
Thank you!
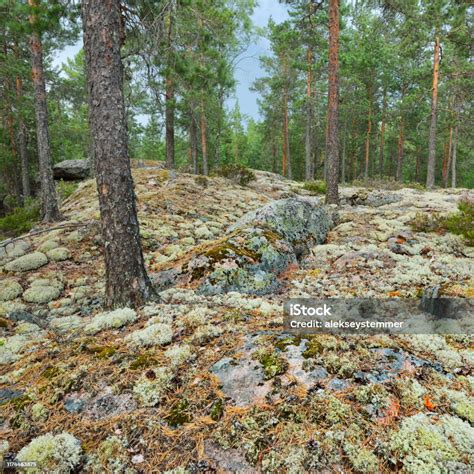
[
  {"left": 396, "top": 118, "right": 404, "bottom": 181},
  {"left": 379, "top": 88, "right": 387, "bottom": 177},
  {"left": 451, "top": 124, "right": 458, "bottom": 188},
  {"left": 16, "top": 76, "right": 31, "bottom": 199},
  {"left": 165, "top": 9, "right": 174, "bottom": 169},
  {"left": 200, "top": 100, "right": 208, "bottom": 176},
  {"left": 364, "top": 99, "right": 371, "bottom": 179},
  {"left": 28, "top": 0, "right": 61, "bottom": 221},
  {"left": 325, "top": 0, "right": 340, "bottom": 204},
  {"left": 82, "top": 0, "right": 153, "bottom": 309},
  {"left": 426, "top": 36, "right": 440, "bottom": 188},
  {"left": 305, "top": 46, "right": 314, "bottom": 181}
]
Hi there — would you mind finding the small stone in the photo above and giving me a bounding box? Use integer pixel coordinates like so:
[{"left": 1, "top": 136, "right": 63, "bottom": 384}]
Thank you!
[
  {"left": 46, "top": 247, "right": 70, "bottom": 261},
  {"left": 0, "top": 280, "right": 23, "bottom": 301},
  {"left": 5, "top": 252, "right": 48, "bottom": 272}
]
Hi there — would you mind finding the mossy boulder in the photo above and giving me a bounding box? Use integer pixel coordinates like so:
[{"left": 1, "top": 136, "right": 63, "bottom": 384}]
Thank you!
[
  {"left": 154, "top": 199, "right": 334, "bottom": 295},
  {"left": 0, "top": 280, "right": 23, "bottom": 301},
  {"left": 16, "top": 432, "right": 82, "bottom": 473},
  {"left": 4, "top": 252, "right": 48, "bottom": 272}
]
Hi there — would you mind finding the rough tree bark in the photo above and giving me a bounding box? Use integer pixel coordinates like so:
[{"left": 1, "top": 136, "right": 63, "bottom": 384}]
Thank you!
[
  {"left": 325, "top": 0, "right": 340, "bottom": 204},
  {"left": 451, "top": 124, "right": 458, "bottom": 188},
  {"left": 28, "top": 0, "right": 61, "bottom": 221},
  {"left": 16, "top": 75, "right": 31, "bottom": 199},
  {"left": 396, "top": 118, "right": 404, "bottom": 182},
  {"left": 190, "top": 112, "right": 198, "bottom": 174},
  {"left": 82, "top": 0, "right": 153, "bottom": 308},
  {"left": 426, "top": 35, "right": 440, "bottom": 188},
  {"left": 364, "top": 98, "right": 371, "bottom": 179},
  {"left": 305, "top": 46, "right": 314, "bottom": 181},
  {"left": 165, "top": 7, "right": 174, "bottom": 169},
  {"left": 379, "top": 87, "right": 387, "bottom": 177},
  {"left": 200, "top": 100, "right": 208, "bottom": 176}
]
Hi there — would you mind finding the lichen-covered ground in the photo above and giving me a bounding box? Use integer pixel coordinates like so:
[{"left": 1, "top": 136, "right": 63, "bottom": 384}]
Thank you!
[{"left": 0, "top": 168, "right": 473, "bottom": 473}]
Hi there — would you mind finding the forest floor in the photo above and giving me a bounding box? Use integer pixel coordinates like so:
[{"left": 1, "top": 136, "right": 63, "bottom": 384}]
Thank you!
[{"left": 0, "top": 167, "right": 473, "bottom": 473}]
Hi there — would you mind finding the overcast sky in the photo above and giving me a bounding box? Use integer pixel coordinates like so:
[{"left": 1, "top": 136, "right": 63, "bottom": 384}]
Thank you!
[{"left": 52, "top": 0, "right": 289, "bottom": 124}]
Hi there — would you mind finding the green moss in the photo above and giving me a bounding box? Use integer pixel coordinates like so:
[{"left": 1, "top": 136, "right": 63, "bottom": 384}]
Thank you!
[
  {"left": 129, "top": 354, "right": 158, "bottom": 370},
  {"left": 303, "top": 180, "right": 326, "bottom": 194},
  {"left": 213, "top": 164, "right": 256, "bottom": 186},
  {"left": 2, "top": 394, "right": 32, "bottom": 410},
  {"left": 83, "top": 343, "right": 116, "bottom": 359},
  {"left": 274, "top": 336, "right": 302, "bottom": 351},
  {"left": 41, "top": 366, "right": 62, "bottom": 380},
  {"left": 56, "top": 180, "right": 78, "bottom": 202},
  {"left": 453, "top": 401, "right": 474, "bottom": 424},
  {"left": 167, "top": 399, "right": 192, "bottom": 426},
  {"left": 210, "top": 398, "right": 224, "bottom": 421},
  {"left": 0, "top": 318, "right": 8, "bottom": 328},
  {"left": 254, "top": 349, "right": 288, "bottom": 380},
  {"left": 302, "top": 338, "right": 324, "bottom": 358}
]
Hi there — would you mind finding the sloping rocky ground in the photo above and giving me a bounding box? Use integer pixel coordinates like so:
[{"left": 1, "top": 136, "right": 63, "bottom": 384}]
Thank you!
[{"left": 0, "top": 168, "right": 472, "bottom": 473}]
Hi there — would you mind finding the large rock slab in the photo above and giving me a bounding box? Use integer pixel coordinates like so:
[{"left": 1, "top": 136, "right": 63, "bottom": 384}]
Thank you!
[
  {"left": 53, "top": 159, "right": 90, "bottom": 180},
  {"left": 153, "top": 198, "right": 335, "bottom": 295}
]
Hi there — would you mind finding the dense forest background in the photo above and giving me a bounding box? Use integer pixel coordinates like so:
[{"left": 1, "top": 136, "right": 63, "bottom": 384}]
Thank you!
[{"left": 0, "top": 0, "right": 473, "bottom": 218}]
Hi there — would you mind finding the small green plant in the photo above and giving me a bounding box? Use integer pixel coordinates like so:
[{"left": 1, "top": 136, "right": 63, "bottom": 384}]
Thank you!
[
  {"left": 303, "top": 180, "right": 326, "bottom": 194},
  {"left": 56, "top": 180, "right": 78, "bottom": 202},
  {"left": 409, "top": 212, "right": 443, "bottom": 233},
  {"left": 442, "top": 195, "right": 474, "bottom": 246},
  {"left": 0, "top": 200, "right": 40, "bottom": 237},
  {"left": 409, "top": 195, "right": 474, "bottom": 246},
  {"left": 213, "top": 164, "right": 256, "bottom": 186},
  {"left": 194, "top": 175, "right": 208, "bottom": 188}
]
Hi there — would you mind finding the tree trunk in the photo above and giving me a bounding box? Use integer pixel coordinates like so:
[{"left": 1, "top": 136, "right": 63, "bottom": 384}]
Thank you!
[
  {"left": 451, "top": 124, "right": 458, "bottom": 188},
  {"left": 82, "top": 0, "right": 153, "bottom": 309},
  {"left": 443, "top": 126, "right": 453, "bottom": 188},
  {"left": 200, "top": 100, "right": 208, "bottom": 176},
  {"left": 28, "top": 0, "right": 61, "bottom": 221},
  {"left": 415, "top": 147, "right": 421, "bottom": 183},
  {"left": 305, "top": 46, "right": 314, "bottom": 181},
  {"left": 190, "top": 113, "right": 198, "bottom": 174},
  {"left": 379, "top": 88, "right": 387, "bottom": 177},
  {"left": 396, "top": 119, "right": 404, "bottom": 182},
  {"left": 325, "top": 0, "right": 340, "bottom": 204},
  {"left": 364, "top": 99, "right": 371, "bottom": 179},
  {"left": 271, "top": 140, "right": 276, "bottom": 173},
  {"left": 165, "top": 9, "right": 174, "bottom": 169},
  {"left": 282, "top": 88, "right": 291, "bottom": 179},
  {"left": 426, "top": 35, "right": 440, "bottom": 188},
  {"left": 16, "top": 76, "right": 31, "bottom": 199}
]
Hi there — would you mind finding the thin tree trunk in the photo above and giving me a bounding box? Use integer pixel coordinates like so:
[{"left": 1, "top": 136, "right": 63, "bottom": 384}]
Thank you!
[
  {"left": 379, "top": 88, "right": 387, "bottom": 177},
  {"left": 271, "top": 140, "right": 276, "bottom": 173},
  {"left": 165, "top": 8, "right": 174, "bottom": 169},
  {"left": 443, "top": 126, "right": 453, "bottom": 188},
  {"left": 200, "top": 100, "right": 208, "bottom": 176},
  {"left": 282, "top": 88, "right": 289, "bottom": 178},
  {"left": 451, "top": 124, "right": 458, "bottom": 188},
  {"left": 28, "top": 0, "right": 61, "bottom": 221},
  {"left": 415, "top": 147, "right": 421, "bottom": 183},
  {"left": 426, "top": 35, "right": 440, "bottom": 188},
  {"left": 82, "top": 0, "right": 153, "bottom": 308},
  {"left": 364, "top": 99, "right": 371, "bottom": 179},
  {"left": 341, "top": 125, "right": 347, "bottom": 184},
  {"left": 305, "top": 46, "right": 313, "bottom": 181},
  {"left": 16, "top": 76, "right": 31, "bottom": 199},
  {"left": 325, "top": 0, "right": 340, "bottom": 204},
  {"left": 190, "top": 113, "right": 198, "bottom": 174},
  {"left": 396, "top": 118, "right": 404, "bottom": 181}
]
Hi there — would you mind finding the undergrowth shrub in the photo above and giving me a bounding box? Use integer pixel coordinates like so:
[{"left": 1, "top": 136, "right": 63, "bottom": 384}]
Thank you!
[
  {"left": 409, "top": 194, "right": 473, "bottom": 246},
  {"left": 351, "top": 177, "right": 425, "bottom": 191},
  {"left": 303, "top": 180, "right": 326, "bottom": 194},
  {"left": 0, "top": 199, "right": 40, "bottom": 237},
  {"left": 56, "top": 180, "right": 78, "bottom": 202},
  {"left": 213, "top": 164, "right": 256, "bottom": 186}
]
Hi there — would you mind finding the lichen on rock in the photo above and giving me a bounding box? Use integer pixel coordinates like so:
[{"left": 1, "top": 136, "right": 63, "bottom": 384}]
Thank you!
[
  {"left": 0, "top": 280, "right": 23, "bottom": 301},
  {"left": 84, "top": 308, "right": 137, "bottom": 335},
  {"left": 16, "top": 432, "right": 82, "bottom": 473},
  {"left": 4, "top": 252, "right": 48, "bottom": 272}
]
